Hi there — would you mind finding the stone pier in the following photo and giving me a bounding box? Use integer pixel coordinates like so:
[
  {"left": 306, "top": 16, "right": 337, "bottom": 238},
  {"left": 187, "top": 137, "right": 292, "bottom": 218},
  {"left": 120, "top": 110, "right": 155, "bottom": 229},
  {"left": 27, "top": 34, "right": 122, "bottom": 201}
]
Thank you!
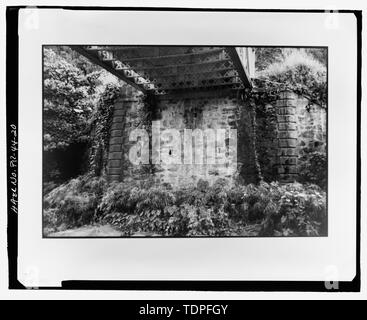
[{"left": 276, "top": 90, "right": 298, "bottom": 182}]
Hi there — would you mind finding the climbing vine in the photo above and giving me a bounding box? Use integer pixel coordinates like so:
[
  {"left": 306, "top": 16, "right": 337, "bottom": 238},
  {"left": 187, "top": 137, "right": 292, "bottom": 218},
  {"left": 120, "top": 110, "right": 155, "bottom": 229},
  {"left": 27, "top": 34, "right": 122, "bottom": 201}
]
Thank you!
[
  {"left": 240, "top": 89, "right": 281, "bottom": 182},
  {"left": 89, "top": 85, "right": 159, "bottom": 177},
  {"left": 253, "top": 50, "right": 327, "bottom": 109},
  {"left": 89, "top": 83, "right": 121, "bottom": 176},
  {"left": 252, "top": 77, "right": 326, "bottom": 109},
  {"left": 248, "top": 102, "right": 264, "bottom": 182},
  {"left": 136, "top": 93, "right": 160, "bottom": 175},
  {"left": 239, "top": 61, "right": 327, "bottom": 182}
]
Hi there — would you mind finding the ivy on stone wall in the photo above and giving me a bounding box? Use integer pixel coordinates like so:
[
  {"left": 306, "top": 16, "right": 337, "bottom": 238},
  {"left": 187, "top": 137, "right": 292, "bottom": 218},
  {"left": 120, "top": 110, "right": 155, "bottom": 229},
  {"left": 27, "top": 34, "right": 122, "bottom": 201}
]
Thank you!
[
  {"left": 89, "top": 83, "right": 121, "bottom": 176},
  {"left": 253, "top": 101, "right": 279, "bottom": 182},
  {"left": 241, "top": 84, "right": 327, "bottom": 184},
  {"left": 248, "top": 103, "right": 264, "bottom": 182},
  {"left": 239, "top": 89, "right": 280, "bottom": 182},
  {"left": 242, "top": 86, "right": 282, "bottom": 106},
  {"left": 136, "top": 93, "right": 160, "bottom": 175},
  {"left": 89, "top": 85, "right": 159, "bottom": 178},
  {"left": 254, "top": 49, "right": 327, "bottom": 109},
  {"left": 252, "top": 78, "right": 326, "bottom": 109}
]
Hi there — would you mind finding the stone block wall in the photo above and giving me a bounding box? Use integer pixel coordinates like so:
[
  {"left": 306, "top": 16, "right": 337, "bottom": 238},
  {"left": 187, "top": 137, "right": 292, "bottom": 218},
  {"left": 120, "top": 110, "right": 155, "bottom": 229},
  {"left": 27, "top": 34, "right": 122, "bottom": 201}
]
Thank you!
[
  {"left": 275, "top": 91, "right": 299, "bottom": 182},
  {"left": 295, "top": 96, "right": 327, "bottom": 157},
  {"left": 154, "top": 93, "right": 253, "bottom": 186},
  {"left": 105, "top": 87, "right": 326, "bottom": 185},
  {"left": 269, "top": 90, "right": 326, "bottom": 182},
  {"left": 106, "top": 89, "right": 257, "bottom": 186},
  {"left": 106, "top": 86, "right": 148, "bottom": 182}
]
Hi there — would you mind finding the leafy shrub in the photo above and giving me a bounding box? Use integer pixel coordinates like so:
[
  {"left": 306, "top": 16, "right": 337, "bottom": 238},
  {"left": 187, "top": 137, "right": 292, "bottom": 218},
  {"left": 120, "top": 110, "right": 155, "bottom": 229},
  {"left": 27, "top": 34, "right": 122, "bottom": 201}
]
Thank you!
[
  {"left": 259, "top": 183, "right": 326, "bottom": 236},
  {"left": 298, "top": 151, "right": 327, "bottom": 189},
  {"left": 224, "top": 184, "right": 247, "bottom": 220},
  {"left": 97, "top": 179, "right": 175, "bottom": 215},
  {"left": 44, "top": 175, "right": 326, "bottom": 237},
  {"left": 242, "top": 182, "right": 282, "bottom": 222},
  {"left": 99, "top": 179, "right": 233, "bottom": 236},
  {"left": 43, "top": 174, "right": 107, "bottom": 232}
]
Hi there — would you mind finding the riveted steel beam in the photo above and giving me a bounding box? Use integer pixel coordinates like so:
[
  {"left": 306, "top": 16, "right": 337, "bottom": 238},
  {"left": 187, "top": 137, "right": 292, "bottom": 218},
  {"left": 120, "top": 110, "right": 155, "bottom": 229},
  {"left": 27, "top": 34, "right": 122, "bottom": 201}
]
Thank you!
[
  {"left": 115, "top": 48, "right": 225, "bottom": 63},
  {"left": 123, "top": 51, "right": 229, "bottom": 70},
  {"left": 70, "top": 46, "right": 148, "bottom": 93},
  {"left": 225, "top": 47, "right": 252, "bottom": 88},
  {"left": 148, "top": 77, "right": 242, "bottom": 91}
]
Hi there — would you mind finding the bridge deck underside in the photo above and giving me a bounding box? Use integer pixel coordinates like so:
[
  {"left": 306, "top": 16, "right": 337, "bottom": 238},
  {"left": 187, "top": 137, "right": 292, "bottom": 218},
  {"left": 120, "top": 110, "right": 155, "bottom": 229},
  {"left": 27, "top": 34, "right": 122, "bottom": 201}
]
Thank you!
[{"left": 72, "top": 45, "right": 252, "bottom": 95}]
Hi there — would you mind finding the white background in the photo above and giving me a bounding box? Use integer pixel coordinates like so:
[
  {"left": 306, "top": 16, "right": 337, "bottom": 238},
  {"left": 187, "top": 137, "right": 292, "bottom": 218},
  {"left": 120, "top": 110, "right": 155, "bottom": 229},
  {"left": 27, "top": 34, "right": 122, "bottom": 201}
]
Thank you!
[{"left": 0, "top": 0, "right": 365, "bottom": 299}]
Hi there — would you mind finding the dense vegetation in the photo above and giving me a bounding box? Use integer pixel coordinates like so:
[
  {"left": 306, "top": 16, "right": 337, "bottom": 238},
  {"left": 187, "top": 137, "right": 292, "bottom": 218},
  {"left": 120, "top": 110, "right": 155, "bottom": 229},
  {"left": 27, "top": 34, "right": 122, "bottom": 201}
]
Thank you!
[
  {"left": 43, "top": 46, "right": 328, "bottom": 237},
  {"left": 249, "top": 48, "right": 327, "bottom": 189},
  {"left": 43, "top": 46, "right": 120, "bottom": 184},
  {"left": 44, "top": 175, "right": 326, "bottom": 237},
  {"left": 254, "top": 48, "right": 327, "bottom": 107}
]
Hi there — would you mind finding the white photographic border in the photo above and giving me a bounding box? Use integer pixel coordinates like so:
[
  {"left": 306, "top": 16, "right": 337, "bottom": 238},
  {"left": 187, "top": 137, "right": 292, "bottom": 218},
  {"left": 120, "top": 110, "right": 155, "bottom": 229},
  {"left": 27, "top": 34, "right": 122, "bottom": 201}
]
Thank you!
[{"left": 16, "top": 8, "right": 357, "bottom": 288}]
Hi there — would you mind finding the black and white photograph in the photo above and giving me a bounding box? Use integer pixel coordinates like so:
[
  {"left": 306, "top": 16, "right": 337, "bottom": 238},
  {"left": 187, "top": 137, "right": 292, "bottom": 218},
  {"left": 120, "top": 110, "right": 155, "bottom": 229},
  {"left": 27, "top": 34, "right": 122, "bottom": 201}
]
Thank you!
[
  {"left": 42, "top": 45, "right": 328, "bottom": 238},
  {"left": 3, "top": 4, "right": 362, "bottom": 296}
]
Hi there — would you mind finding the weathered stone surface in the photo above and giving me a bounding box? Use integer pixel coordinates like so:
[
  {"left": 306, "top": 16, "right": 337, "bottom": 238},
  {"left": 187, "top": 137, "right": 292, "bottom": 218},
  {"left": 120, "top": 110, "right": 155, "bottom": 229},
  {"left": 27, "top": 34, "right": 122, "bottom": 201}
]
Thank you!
[
  {"left": 277, "top": 107, "right": 296, "bottom": 115},
  {"left": 279, "top": 139, "right": 297, "bottom": 148},
  {"left": 277, "top": 148, "right": 298, "bottom": 156},
  {"left": 109, "top": 144, "right": 121, "bottom": 152},
  {"left": 110, "top": 129, "right": 123, "bottom": 137},
  {"left": 285, "top": 165, "right": 298, "bottom": 174},
  {"left": 277, "top": 166, "right": 285, "bottom": 174},
  {"left": 275, "top": 99, "right": 297, "bottom": 107},
  {"left": 111, "top": 122, "right": 125, "bottom": 130},
  {"left": 108, "top": 152, "right": 123, "bottom": 160},
  {"left": 109, "top": 137, "right": 123, "bottom": 145},
  {"left": 278, "top": 165, "right": 297, "bottom": 174},
  {"left": 279, "top": 90, "right": 297, "bottom": 100},
  {"left": 108, "top": 174, "right": 121, "bottom": 182},
  {"left": 114, "top": 109, "right": 126, "bottom": 116},
  {"left": 278, "top": 123, "right": 297, "bottom": 131},
  {"left": 279, "top": 156, "right": 297, "bottom": 165},
  {"left": 121, "top": 98, "right": 140, "bottom": 103},
  {"left": 107, "top": 167, "right": 122, "bottom": 175},
  {"left": 104, "top": 88, "right": 326, "bottom": 185},
  {"left": 277, "top": 115, "right": 297, "bottom": 123},
  {"left": 113, "top": 102, "right": 124, "bottom": 110},
  {"left": 278, "top": 131, "right": 298, "bottom": 139},
  {"left": 295, "top": 95, "right": 327, "bottom": 165},
  {"left": 108, "top": 159, "right": 121, "bottom": 168},
  {"left": 112, "top": 116, "right": 123, "bottom": 123}
]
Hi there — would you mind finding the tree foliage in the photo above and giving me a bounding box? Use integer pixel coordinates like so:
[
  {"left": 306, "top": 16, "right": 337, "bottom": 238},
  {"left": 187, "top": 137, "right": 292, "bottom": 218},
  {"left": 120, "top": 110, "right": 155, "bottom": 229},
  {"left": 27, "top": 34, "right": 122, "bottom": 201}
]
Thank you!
[{"left": 43, "top": 48, "right": 101, "bottom": 151}]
